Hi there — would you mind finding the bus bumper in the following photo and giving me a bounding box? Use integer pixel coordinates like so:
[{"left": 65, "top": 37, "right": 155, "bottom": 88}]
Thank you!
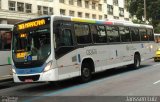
[{"left": 13, "top": 68, "right": 59, "bottom": 83}]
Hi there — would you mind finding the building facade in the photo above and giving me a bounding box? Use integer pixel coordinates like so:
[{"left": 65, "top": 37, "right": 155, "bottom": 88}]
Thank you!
[{"left": 0, "top": 0, "right": 130, "bottom": 24}]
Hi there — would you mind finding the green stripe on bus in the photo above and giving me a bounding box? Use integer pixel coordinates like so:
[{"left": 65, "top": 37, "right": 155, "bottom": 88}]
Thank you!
[{"left": 8, "top": 57, "right": 11, "bottom": 64}]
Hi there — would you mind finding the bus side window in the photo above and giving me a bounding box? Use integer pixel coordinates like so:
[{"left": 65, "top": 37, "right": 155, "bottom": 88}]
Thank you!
[
  {"left": 119, "top": 27, "right": 131, "bottom": 42},
  {"left": 130, "top": 28, "right": 140, "bottom": 41},
  {"left": 147, "top": 29, "right": 154, "bottom": 41},
  {"left": 91, "top": 25, "right": 107, "bottom": 43},
  {"left": 140, "top": 28, "right": 148, "bottom": 41},
  {"left": 61, "top": 29, "right": 73, "bottom": 46},
  {"left": 54, "top": 22, "right": 61, "bottom": 48},
  {"left": 74, "top": 24, "right": 91, "bottom": 44},
  {"left": 54, "top": 21, "right": 75, "bottom": 58},
  {"left": 106, "top": 26, "right": 120, "bottom": 43}
]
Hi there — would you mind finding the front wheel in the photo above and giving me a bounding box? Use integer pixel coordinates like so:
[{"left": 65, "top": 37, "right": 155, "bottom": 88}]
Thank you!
[{"left": 80, "top": 64, "right": 92, "bottom": 83}]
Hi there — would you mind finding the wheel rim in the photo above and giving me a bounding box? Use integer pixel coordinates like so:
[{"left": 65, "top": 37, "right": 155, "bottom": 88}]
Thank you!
[{"left": 82, "top": 68, "right": 90, "bottom": 78}]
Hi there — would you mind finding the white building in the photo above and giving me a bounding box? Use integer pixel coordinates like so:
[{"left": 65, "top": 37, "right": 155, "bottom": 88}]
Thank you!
[{"left": 0, "top": 0, "right": 130, "bottom": 24}]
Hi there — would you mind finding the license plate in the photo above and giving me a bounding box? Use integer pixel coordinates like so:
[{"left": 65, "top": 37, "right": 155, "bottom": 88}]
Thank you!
[{"left": 25, "top": 79, "right": 33, "bottom": 82}]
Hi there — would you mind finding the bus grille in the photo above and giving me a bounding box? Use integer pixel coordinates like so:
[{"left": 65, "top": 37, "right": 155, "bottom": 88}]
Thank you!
[{"left": 18, "top": 75, "right": 40, "bottom": 82}]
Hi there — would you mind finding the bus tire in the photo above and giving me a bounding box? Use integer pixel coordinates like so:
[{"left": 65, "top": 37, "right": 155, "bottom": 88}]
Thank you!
[
  {"left": 80, "top": 63, "right": 92, "bottom": 83},
  {"left": 128, "top": 54, "right": 141, "bottom": 69}
]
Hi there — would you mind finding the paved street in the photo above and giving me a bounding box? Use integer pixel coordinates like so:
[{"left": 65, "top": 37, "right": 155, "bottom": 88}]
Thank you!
[{"left": 0, "top": 59, "right": 160, "bottom": 102}]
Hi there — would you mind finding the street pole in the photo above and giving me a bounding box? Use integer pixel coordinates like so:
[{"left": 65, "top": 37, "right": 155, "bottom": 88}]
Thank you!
[{"left": 144, "top": 0, "right": 146, "bottom": 23}]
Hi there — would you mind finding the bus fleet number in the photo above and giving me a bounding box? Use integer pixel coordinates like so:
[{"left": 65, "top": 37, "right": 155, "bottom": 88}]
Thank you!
[{"left": 86, "top": 49, "right": 97, "bottom": 55}]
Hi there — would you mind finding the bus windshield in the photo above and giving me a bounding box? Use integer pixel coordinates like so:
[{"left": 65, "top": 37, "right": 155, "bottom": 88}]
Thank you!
[{"left": 12, "top": 17, "right": 51, "bottom": 68}]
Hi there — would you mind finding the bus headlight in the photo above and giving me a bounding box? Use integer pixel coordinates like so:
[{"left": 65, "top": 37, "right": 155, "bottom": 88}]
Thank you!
[
  {"left": 44, "top": 61, "right": 52, "bottom": 72},
  {"left": 150, "top": 45, "right": 153, "bottom": 49},
  {"left": 12, "top": 68, "right": 16, "bottom": 74}
]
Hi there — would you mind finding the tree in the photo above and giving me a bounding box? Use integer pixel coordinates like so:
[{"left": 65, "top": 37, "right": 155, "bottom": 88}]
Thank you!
[{"left": 129, "top": 0, "right": 160, "bottom": 33}]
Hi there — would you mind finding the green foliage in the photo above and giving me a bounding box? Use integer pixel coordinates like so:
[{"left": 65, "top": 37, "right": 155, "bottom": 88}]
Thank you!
[
  {"left": 153, "top": 25, "right": 160, "bottom": 33},
  {"left": 129, "top": 0, "right": 160, "bottom": 33}
]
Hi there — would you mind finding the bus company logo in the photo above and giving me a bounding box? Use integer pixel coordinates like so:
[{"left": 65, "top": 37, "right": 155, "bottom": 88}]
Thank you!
[
  {"left": 18, "top": 19, "right": 45, "bottom": 30},
  {"left": 86, "top": 49, "right": 97, "bottom": 55}
]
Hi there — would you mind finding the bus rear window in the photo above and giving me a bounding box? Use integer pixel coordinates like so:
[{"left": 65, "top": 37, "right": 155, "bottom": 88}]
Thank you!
[{"left": 0, "top": 30, "right": 12, "bottom": 50}]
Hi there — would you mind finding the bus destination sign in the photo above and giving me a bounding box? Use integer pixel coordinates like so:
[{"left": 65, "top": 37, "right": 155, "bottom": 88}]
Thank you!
[{"left": 18, "top": 19, "right": 46, "bottom": 30}]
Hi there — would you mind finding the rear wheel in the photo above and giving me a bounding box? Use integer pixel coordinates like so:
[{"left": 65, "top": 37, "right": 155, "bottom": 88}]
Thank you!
[
  {"left": 80, "top": 64, "right": 92, "bottom": 83},
  {"left": 134, "top": 54, "right": 141, "bottom": 68},
  {"left": 128, "top": 54, "right": 141, "bottom": 69}
]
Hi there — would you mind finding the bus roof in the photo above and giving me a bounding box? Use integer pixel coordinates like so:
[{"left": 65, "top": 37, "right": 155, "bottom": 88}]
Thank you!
[
  {"left": 154, "top": 33, "right": 160, "bottom": 36},
  {"left": 15, "top": 15, "right": 153, "bottom": 29},
  {"left": 51, "top": 15, "right": 153, "bottom": 29}
]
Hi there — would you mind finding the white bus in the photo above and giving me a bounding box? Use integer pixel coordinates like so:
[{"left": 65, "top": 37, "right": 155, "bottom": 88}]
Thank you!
[
  {"left": 11, "top": 16, "right": 156, "bottom": 83},
  {"left": 0, "top": 24, "right": 13, "bottom": 80}
]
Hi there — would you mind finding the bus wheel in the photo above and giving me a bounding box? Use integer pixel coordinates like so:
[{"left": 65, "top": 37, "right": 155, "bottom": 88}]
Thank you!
[
  {"left": 134, "top": 54, "right": 141, "bottom": 68},
  {"left": 128, "top": 54, "right": 141, "bottom": 69},
  {"left": 80, "top": 64, "right": 92, "bottom": 83}
]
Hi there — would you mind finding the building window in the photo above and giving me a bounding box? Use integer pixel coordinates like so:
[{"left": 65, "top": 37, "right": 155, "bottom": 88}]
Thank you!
[
  {"left": 119, "top": 7, "right": 124, "bottom": 17},
  {"left": 124, "top": 18, "right": 129, "bottom": 21},
  {"left": 77, "top": 0, "right": 82, "bottom": 7},
  {"left": 85, "top": 0, "right": 89, "bottom": 8},
  {"left": 49, "top": 7, "right": 53, "bottom": 15},
  {"left": 107, "top": 4, "right": 113, "bottom": 15},
  {"left": 59, "top": 0, "right": 65, "bottom": 3},
  {"left": 17, "top": 2, "right": 24, "bottom": 12},
  {"left": 113, "top": 0, "right": 118, "bottom": 6},
  {"left": 25, "top": 3, "right": 32, "bottom": 13},
  {"left": 0, "top": 0, "right": 1, "bottom": 9},
  {"left": 37, "top": 5, "right": 42, "bottom": 15},
  {"left": 114, "top": 16, "right": 119, "bottom": 19},
  {"left": 69, "top": 10, "right": 74, "bottom": 16},
  {"left": 78, "top": 12, "right": 82, "bottom": 17},
  {"left": 69, "top": 0, "right": 74, "bottom": 5},
  {"left": 74, "top": 24, "right": 92, "bottom": 44},
  {"left": 92, "top": 2, "right": 96, "bottom": 9},
  {"left": 98, "top": 4, "right": 102, "bottom": 11},
  {"left": 43, "top": 6, "right": 48, "bottom": 15},
  {"left": 92, "top": 14, "right": 96, "bottom": 19},
  {"left": 9, "top": 1, "right": 16, "bottom": 11},
  {"left": 125, "top": 0, "right": 129, "bottom": 11},
  {"left": 60, "top": 9, "right": 65, "bottom": 15},
  {"left": 104, "top": 15, "right": 108, "bottom": 19},
  {"left": 85, "top": 13, "right": 89, "bottom": 18},
  {"left": 99, "top": 15, "right": 102, "bottom": 20}
]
